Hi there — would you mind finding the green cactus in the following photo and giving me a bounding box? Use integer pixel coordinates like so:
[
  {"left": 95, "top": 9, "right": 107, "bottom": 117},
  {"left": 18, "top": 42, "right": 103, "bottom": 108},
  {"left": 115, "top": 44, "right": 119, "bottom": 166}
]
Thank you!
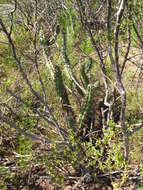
[
  {"left": 61, "top": 28, "right": 85, "bottom": 97},
  {"left": 54, "top": 65, "right": 76, "bottom": 131},
  {"left": 54, "top": 65, "right": 68, "bottom": 104},
  {"left": 80, "top": 58, "right": 93, "bottom": 88},
  {"left": 80, "top": 65, "right": 89, "bottom": 87},
  {"left": 85, "top": 58, "right": 93, "bottom": 74},
  {"left": 66, "top": 116, "right": 75, "bottom": 131},
  {"left": 77, "top": 84, "right": 95, "bottom": 129},
  {"left": 39, "top": 31, "right": 55, "bottom": 80}
]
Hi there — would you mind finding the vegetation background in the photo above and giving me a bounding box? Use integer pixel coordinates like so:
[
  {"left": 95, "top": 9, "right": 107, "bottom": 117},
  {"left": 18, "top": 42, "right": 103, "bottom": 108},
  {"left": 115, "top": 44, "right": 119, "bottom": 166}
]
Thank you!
[{"left": 0, "top": 0, "right": 143, "bottom": 189}]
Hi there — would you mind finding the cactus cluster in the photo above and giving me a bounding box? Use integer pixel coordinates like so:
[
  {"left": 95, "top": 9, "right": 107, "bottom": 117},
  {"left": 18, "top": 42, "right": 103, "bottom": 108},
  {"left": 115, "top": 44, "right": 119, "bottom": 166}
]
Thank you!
[{"left": 40, "top": 27, "right": 97, "bottom": 136}]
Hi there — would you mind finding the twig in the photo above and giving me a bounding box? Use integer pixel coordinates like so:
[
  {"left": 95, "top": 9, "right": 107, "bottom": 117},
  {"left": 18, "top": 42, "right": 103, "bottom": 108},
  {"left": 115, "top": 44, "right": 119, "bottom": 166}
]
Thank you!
[
  {"left": 114, "top": 0, "right": 129, "bottom": 161},
  {"left": 33, "top": 0, "right": 47, "bottom": 109},
  {"left": 121, "top": 21, "right": 131, "bottom": 75},
  {"left": 62, "top": 28, "right": 86, "bottom": 95},
  {"left": 0, "top": 110, "right": 71, "bottom": 147},
  {"left": 0, "top": 17, "right": 65, "bottom": 140},
  {"left": 72, "top": 173, "right": 90, "bottom": 190},
  {"left": 129, "top": 123, "right": 143, "bottom": 136}
]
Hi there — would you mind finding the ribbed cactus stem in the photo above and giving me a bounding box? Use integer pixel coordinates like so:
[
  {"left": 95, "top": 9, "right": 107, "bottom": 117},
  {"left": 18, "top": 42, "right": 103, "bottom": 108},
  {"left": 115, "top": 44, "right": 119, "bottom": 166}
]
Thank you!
[
  {"left": 85, "top": 58, "right": 93, "bottom": 74},
  {"left": 61, "top": 28, "right": 86, "bottom": 96},
  {"left": 78, "top": 84, "right": 95, "bottom": 129},
  {"left": 39, "top": 30, "right": 55, "bottom": 81},
  {"left": 54, "top": 65, "right": 76, "bottom": 131},
  {"left": 54, "top": 65, "right": 69, "bottom": 104},
  {"left": 80, "top": 65, "right": 89, "bottom": 87}
]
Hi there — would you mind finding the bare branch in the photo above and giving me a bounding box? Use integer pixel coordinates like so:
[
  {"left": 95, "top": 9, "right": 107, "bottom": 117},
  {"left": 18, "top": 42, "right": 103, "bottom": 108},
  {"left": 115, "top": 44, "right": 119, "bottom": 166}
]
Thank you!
[
  {"left": 6, "top": 88, "right": 68, "bottom": 137},
  {"left": 61, "top": 28, "right": 86, "bottom": 95},
  {"left": 132, "top": 22, "right": 143, "bottom": 49},
  {"left": 121, "top": 8, "right": 131, "bottom": 75},
  {"left": 114, "top": 0, "right": 129, "bottom": 160},
  {"left": 0, "top": 110, "right": 71, "bottom": 147},
  {"left": 129, "top": 123, "right": 143, "bottom": 136},
  {"left": 0, "top": 17, "right": 65, "bottom": 140},
  {"left": 33, "top": 0, "right": 47, "bottom": 109},
  {"left": 9, "top": 0, "right": 17, "bottom": 36}
]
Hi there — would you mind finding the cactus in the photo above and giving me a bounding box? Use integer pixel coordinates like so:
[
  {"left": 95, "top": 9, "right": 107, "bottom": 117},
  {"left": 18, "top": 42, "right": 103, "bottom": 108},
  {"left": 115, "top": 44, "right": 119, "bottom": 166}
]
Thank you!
[
  {"left": 54, "top": 65, "right": 69, "bottom": 104},
  {"left": 80, "top": 58, "right": 93, "bottom": 88},
  {"left": 39, "top": 31, "right": 55, "bottom": 80},
  {"left": 39, "top": 29, "right": 64, "bottom": 81},
  {"left": 77, "top": 84, "right": 95, "bottom": 129},
  {"left": 80, "top": 65, "right": 89, "bottom": 88},
  {"left": 85, "top": 58, "right": 93, "bottom": 74},
  {"left": 54, "top": 65, "right": 76, "bottom": 131},
  {"left": 61, "top": 28, "right": 85, "bottom": 96}
]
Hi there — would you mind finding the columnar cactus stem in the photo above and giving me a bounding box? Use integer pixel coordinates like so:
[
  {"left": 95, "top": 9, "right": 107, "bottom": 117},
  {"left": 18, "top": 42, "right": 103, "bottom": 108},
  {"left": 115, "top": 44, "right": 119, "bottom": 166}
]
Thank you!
[
  {"left": 54, "top": 65, "right": 76, "bottom": 131},
  {"left": 39, "top": 31, "right": 55, "bottom": 81},
  {"left": 78, "top": 84, "right": 95, "bottom": 129},
  {"left": 61, "top": 28, "right": 86, "bottom": 96}
]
